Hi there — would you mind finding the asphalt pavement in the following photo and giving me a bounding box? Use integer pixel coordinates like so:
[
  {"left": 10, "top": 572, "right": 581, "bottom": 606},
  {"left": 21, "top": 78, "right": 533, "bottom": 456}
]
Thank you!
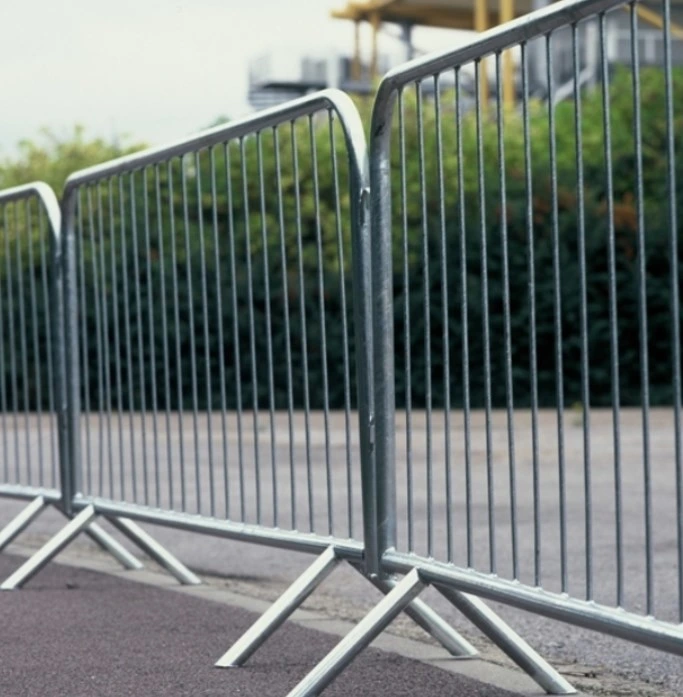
[{"left": 0, "top": 550, "right": 528, "bottom": 697}]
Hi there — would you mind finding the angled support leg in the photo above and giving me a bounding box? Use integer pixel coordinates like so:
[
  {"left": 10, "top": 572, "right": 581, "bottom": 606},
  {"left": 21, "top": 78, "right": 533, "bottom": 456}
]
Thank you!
[
  {"left": 105, "top": 516, "right": 200, "bottom": 586},
  {"left": 50, "top": 504, "right": 143, "bottom": 571},
  {"left": 362, "top": 568, "right": 477, "bottom": 658},
  {"left": 286, "top": 569, "right": 425, "bottom": 697},
  {"left": 83, "top": 522, "right": 144, "bottom": 571},
  {"left": 1, "top": 505, "right": 97, "bottom": 590},
  {"left": 215, "top": 545, "right": 340, "bottom": 667},
  {"left": 435, "top": 585, "right": 576, "bottom": 695},
  {"left": 0, "top": 496, "right": 48, "bottom": 553}
]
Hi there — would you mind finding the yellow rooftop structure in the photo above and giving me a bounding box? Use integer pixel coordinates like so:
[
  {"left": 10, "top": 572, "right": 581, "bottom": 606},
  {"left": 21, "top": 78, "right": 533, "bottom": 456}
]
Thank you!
[{"left": 331, "top": 0, "right": 534, "bottom": 31}]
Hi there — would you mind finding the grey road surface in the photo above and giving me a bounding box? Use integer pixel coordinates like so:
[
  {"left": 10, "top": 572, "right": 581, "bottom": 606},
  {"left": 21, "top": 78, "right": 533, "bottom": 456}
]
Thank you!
[{"left": 1, "top": 407, "right": 681, "bottom": 694}]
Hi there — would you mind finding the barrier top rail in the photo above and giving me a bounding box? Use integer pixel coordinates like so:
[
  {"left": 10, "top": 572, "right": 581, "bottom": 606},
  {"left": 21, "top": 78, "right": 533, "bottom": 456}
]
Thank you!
[
  {"left": 372, "top": 0, "right": 627, "bottom": 103},
  {"left": 64, "top": 89, "right": 368, "bottom": 192},
  {"left": 0, "top": 182, "right": 61, "bottom": 234}
]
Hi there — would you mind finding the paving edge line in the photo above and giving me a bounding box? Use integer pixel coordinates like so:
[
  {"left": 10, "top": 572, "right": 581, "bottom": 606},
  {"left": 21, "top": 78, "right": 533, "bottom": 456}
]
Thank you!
[{"left": 4, "top": 543, "right": 579, "bottom": 697}]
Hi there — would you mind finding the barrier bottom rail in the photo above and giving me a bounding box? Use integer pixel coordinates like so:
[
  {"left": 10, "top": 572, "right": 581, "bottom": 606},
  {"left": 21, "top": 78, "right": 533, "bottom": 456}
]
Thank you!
[{"left": 0, "top": 502, "right": 200, "bottom": 589}]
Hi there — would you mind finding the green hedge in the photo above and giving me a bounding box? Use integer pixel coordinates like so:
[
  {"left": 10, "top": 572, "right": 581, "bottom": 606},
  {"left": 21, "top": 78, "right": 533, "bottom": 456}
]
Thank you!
[{"left": 1, "top": 66, "right": 682, "bottom": 412}]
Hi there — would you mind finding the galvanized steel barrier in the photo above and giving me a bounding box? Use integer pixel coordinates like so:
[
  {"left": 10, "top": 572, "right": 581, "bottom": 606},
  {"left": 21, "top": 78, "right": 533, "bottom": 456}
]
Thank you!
[
  {"left": 1, "top": 89, "right": 477, "bottom": 679},
  {"left": 284, "top": 0, "right": 683, "bottom": 694},
  {"left": 0, "top": 183, "right": 64, "bottom": 544},
  {"left": 0, "top": 183, "right": 142, "bottom": 572},
  {"left": 3, "top": 0, "right": 683, "bottom": 692}
]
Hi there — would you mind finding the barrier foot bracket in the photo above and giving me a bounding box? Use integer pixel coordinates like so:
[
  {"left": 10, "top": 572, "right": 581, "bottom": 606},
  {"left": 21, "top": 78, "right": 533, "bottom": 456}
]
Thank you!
[
  {"left": 367, "top": 571, "right": 478, "bottom": 657},
  {"left": 0, "top": 505, "right": 97, "bottom": 590},
  {"left": 0, "top": 496, "right": 48, "bottom": 553},
  {"left": 436, "top": 585, "right": 576, "bottom": 695},
  {"left": 83, "top": 521, "right": 144, "bottom": 571},
  {"left": 286, "top": 568, "right": 425, "bottom": 697},
  {"left": 215, "top": 545, "right": 340, "bottom": 668},
  {"left": 105, "top": 516, "right": 200, "bottom": 585}
]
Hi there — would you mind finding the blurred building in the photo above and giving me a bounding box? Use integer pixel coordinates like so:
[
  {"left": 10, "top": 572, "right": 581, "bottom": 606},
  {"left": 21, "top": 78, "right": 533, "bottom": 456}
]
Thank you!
[{"left": 247, "top": 0, "right": 683, "bottom": 110}]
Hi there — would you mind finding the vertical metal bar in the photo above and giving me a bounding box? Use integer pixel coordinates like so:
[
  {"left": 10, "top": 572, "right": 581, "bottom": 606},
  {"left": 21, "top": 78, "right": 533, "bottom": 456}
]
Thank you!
[
  {"left": 496, "top": 51, "right": 518, "bottom": 580},
  {"left": 455, "top": 67, "right": 473, "bottom": 569},
  {"left": 416, "top": 80, "right": 434, "bottom": 559},
  {"left": 661, "top": 0, "right": 682, "bottom": 622},
  {"left": 547, "top": 32, "right": 568, "bottom": 593},
  {"left": 0, "top": 206, "right": 8, "bottom": 484},
  {"left": 599, "top": 12, "right": 623, "bottom": 606},
  {"left": 76, "top": 191, "right": 92, "bottom": 493},
  {"left": 572, "top": 24, "right": 592, "bottom": 601},
  {"left": 156, "top": 164, "right": 174, "bottom": 510},
  {"left": 328, "top": 111, "right": 354, "bottom": 540},
  {"left": 210, "top": 147, "right": 229, "bottom": 519},
  {"left": 143, "top": 168, "right": 161, "bottom": 507},
  {"left": 274, "top": 127, "right": 296, "bottom": 531},
  {"left": 195, "top": 150, "right": 215, "bottom": 518},
  {"left": 110, "top": 178, "right": 126, "bottom": 501},
  {"left": 225, "top": 142, "right": 246, "bottom": 520},
  {"left": 16, "top": 202, "right": 31, "bottom": 486},
  {"left": 292, "top": 120, "right": 314, "bottom": 532},
  {"left": 119, "top": 176, "right": 138, "bottom": 502},
  {"left": 62, "top": 187, "right": 79, "bottom": 511},
  {"left": 100, "top": 182, "right": 114, "bottom": 499},
  {"left": 27, "top": 200, "right": 44, "bottom": 486},
  {"left": 6, "top": 204, "right": 19, "bottom": 484},
  {"left": 475, "top": 59, "right": 496, "bottom": 574},
  {"left": 131, "top": 173, "right": 149, "bottom": 506},
  {"left": 257, "top": 132, "right": 278, "bottom": 527},
  {"left": 398, "top": 88, "right": 414, "bottom": 553},
  {"left": 522, "top": 41, "right": 542, "bottom": 587},
  {"left": 86, "top": 188, "right": 104, "bottom": 497},
  {"left": 629, "top": 3, "right": 652, "bottom": 616},
  {"left": 168, "top": 160, "right": 186, "bottom": 512},
  {"left": 38, "top": 205, "right": 57, "bottom": 486},
  {"left": 180, "top": 161, "right": 200, "bottom": 514},
  {"left": 241, "top": 137, "right": 261, "bottom": 524},
  {"left": 309, "top": 114, "right": 333, "bottom": 535},
  {"left": 371, "top": 82, "right": 399, "bottom": 574},
  {"left": 434, "top": 74, "right": 453, "bottom": 563}
]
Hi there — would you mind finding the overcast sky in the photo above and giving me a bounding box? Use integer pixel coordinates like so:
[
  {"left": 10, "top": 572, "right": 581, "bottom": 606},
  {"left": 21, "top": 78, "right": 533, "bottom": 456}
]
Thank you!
[{"left": 2, "top": 0, "right": 472, "bottom": 156}]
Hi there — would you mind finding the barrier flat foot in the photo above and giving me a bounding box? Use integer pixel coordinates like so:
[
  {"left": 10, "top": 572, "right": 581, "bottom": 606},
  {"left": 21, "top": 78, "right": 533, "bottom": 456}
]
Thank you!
[
  {"left": 0, "top": 505, "right": 97, "bottom": 590},
  {"left": 84, "top": 522, "right": 144, "bottom": 571},
  {"left": 215, "top": 545, "right": 340, "bottom": 668},
  {"left": 105, "top": 516, "right": 200, "bottom": 585},
  {"left": 285, "top": 569, "right": 425, "bottom": 697},
  {"left": 436, "top": 585, "right": 576, "bottom": 695},
  {"left": 365, "top": 570, "right": 478, "bottom": 658}
]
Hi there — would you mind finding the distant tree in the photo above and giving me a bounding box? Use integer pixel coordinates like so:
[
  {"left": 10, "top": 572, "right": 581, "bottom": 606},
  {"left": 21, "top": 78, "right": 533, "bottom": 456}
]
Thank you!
[{"left": 0, "top": 126, "right": 146, "bottom": 194}]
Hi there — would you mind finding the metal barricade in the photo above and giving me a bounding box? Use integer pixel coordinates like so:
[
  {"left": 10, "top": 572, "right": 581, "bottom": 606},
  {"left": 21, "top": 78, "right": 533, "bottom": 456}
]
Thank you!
[
  {"left": 3, "top": 90, "right": 476, "bottom": 672},
  {"left": 0, "top": 182, "right": 148, "bottom": 572},
  {"left": 0, "top": 184, "right": 63, "bottom": 521},
  {"left": 284, "top": 0, "right": 683, "bottom": 694}
]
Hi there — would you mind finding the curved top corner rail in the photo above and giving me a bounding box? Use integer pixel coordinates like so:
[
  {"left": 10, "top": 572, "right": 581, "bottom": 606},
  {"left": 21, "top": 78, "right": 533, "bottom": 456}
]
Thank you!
[
  {"left": 63, "top": 88, "right": 368, "bottom": 194},
  {"left": 371, "top": 0, "right": 629, "bottom": 133},
  {"left": 0, "top": 181, "right": 61, "bottom": 242}
]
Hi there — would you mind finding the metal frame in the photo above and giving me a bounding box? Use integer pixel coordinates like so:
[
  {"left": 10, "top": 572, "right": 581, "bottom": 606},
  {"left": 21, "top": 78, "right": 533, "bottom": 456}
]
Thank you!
[
  {"left": 275, "top": 0, "right": 683, "bottom": 693},
  {"left": 0, "top": 182, "right": 198, "bottom": 588}
]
